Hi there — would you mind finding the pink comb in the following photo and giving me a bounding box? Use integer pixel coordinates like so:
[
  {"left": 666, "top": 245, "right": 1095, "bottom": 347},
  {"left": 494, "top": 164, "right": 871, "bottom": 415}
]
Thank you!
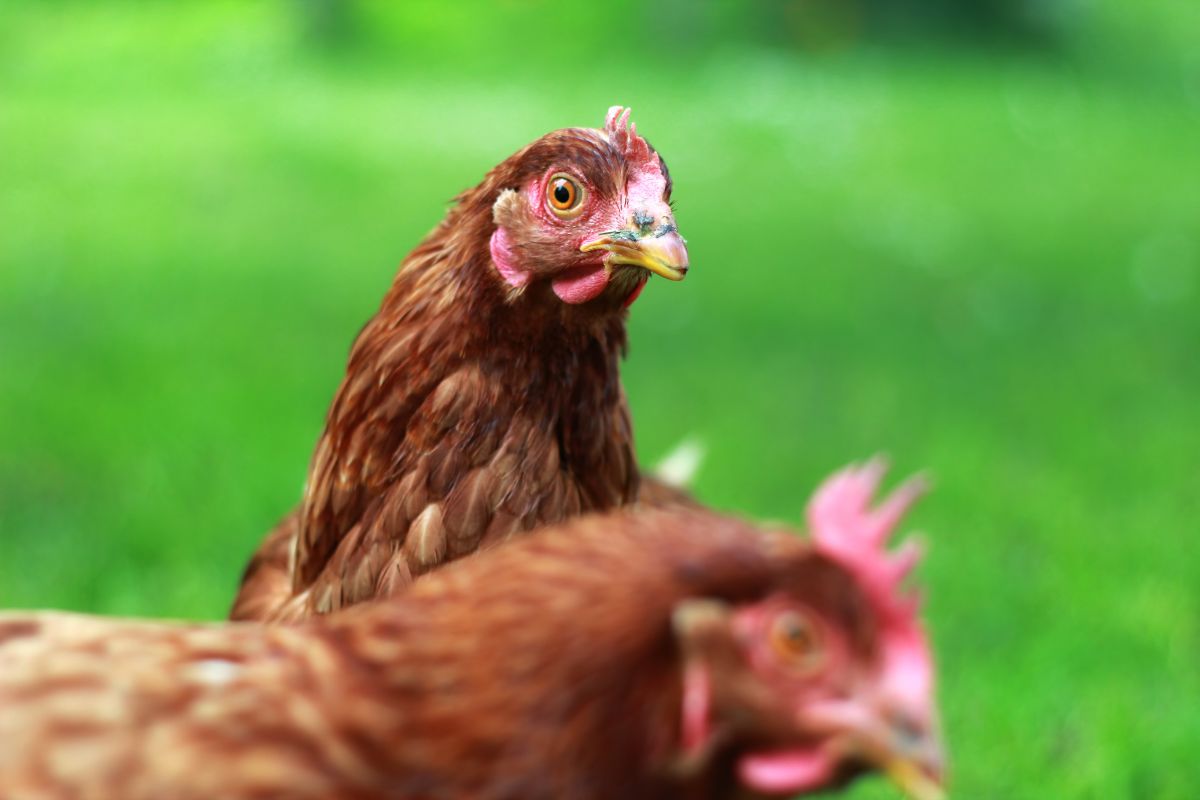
[
  {"left": 605, "top": 105, "right": 655, "bottom": 168},
  {"left": 808, "top": 458, "right": 927, "bottom": 620},
  {"left": 808, "top": 458, "right": 934, "bottom": 707}
]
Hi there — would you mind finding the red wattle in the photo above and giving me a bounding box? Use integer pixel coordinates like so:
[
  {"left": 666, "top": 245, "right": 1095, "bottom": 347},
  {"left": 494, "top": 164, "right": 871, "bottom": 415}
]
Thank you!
[
  {"left": 738, "top": 749, "right": 831, "bottom": 795},
  {"left": 551, "top": 266, "right": 610, "bottom": 304}
]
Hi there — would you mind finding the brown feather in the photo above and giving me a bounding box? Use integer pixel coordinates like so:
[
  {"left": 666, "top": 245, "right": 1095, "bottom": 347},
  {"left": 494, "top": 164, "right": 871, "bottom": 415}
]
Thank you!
[
  {"left": 231, "top": 120, "right": 683, "bottom": 621},
  {"left": 4, "top": 510, "right": 877, "bottom": 800}
]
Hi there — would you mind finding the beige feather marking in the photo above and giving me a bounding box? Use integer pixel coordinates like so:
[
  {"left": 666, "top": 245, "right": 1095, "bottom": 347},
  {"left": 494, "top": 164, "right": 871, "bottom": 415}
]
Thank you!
[
  {"left": 345, "top": 541, "right": 391, "bottom": 605},
  {"left": 443, "top": 467, "right": 495, "bottom": 557},
  {"left": 313, "top": 583, "right": 335, "bottom": 615},
  {"left": 186, "top": 659, "right": 242, "bottom": 686},
  {"left": 654, "top": 437, "right": 706, "bottom": 489},
  {"left": 374, "top": 552, "right": 414, "bottom": 597},
  {"left": 426, "top": 368, "right": 481, "bottom": 432},
  {"left": 406, "top": 503, "right": 447, "bottom": 568},
  {"left": 394, "top": 469, "right": 428, "bottom": 523}
]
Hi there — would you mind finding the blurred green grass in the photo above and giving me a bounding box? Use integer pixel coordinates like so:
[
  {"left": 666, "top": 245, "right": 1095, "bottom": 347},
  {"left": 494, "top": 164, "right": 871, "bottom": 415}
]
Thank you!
[{"left": 2, "top": 2, "right": 1199, "bottom": 798}]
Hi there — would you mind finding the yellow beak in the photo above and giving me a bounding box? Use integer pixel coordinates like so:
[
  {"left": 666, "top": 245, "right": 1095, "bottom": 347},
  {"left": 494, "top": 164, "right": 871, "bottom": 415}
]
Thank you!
[
  {"left": 885, "top": 757, "right": 946, "bottom": 800},
  {"left": 579, "top": 230, "right": 689, "bottom": 281},
  {"left": 833, "top": 696, "right": 946, "bottom": 800}
]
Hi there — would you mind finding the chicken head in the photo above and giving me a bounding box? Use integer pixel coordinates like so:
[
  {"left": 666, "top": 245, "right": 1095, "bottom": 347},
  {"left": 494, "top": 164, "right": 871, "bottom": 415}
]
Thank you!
[
  {"left": 489, "top": 106, "right": 688, "bottom": 306},
  {"left": 671, "top": 461, "right": 945, "bottom": 800}
]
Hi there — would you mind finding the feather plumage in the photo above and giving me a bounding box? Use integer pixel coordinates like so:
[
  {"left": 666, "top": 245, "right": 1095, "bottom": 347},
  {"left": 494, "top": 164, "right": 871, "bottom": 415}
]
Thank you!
[
  {"left": 1, "top": 473, "right": 943, "bottom": 800},
  {"left": 232, "top": 108, "right": 690, "bottom": 622}
]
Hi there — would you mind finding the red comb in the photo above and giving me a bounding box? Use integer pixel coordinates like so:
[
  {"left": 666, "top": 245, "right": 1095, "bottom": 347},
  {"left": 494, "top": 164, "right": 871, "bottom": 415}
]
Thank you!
[
  {"left": 605, "top": 105, "right": 655, "bottom": 168},
  {"left": 807, "top": 458, "right": 927, "bottom": 620},
  {"left": 807, "top": 458, "right": 938, "bottom": 736}
]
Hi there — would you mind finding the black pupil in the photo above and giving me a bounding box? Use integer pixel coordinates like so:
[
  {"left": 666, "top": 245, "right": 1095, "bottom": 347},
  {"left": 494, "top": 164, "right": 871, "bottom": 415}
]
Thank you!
[
  {"left": 785, "top": 619, "right": 810, "bottom": 648},
  {"left": 553, "top": 181, "right": 572, "bottom": 205}
]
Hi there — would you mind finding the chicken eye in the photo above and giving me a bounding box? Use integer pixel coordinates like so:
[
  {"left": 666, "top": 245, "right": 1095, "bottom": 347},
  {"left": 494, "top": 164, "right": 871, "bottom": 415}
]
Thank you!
[
  {"left": 769, "top": 610, "right": 823, "bottom": 673},
  {"left": 546, "top": 173, "right": 584, "bottom": 218}
]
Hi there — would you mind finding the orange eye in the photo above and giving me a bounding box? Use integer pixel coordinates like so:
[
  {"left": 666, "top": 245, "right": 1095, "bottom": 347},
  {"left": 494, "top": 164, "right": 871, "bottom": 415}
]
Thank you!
[
  {"left": 546, "top": 173, "right": 584, "bottom": 217},
  {"left": 769, "top": 610, "right": 823, "bottom": 673}
]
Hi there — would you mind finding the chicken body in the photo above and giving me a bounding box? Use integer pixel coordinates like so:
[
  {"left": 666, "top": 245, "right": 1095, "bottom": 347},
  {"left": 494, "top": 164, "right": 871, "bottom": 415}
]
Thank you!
[
  {"left": 9, "top": 516, "right": 697, "bottom": 800},
  {"left": 0, "top": 466, "right": 944, "bottom": 800},
  {"left": 232, "top": 107, "right": 690, "bottom": 622}
]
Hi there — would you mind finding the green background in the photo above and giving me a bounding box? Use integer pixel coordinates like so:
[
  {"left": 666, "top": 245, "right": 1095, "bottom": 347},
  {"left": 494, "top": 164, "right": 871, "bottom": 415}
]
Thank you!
[{"left": 1, "top": 2, "right": 1197, "bottom": 797}]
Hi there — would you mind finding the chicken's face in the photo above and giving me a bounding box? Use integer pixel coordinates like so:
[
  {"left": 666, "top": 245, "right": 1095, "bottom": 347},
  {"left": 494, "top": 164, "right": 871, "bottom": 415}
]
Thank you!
[
  {"left": 672, "top": 463, "right": 945, "bottom": 800},
  {"left": 489, "top": 106, "right": 688, "bottom": 307},
  {"left": 673, "top": 577, "right": 944, "bottom": 800}
]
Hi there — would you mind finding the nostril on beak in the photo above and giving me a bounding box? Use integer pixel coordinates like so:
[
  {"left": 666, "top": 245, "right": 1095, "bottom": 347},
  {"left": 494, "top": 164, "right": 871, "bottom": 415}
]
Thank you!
[
  {"left": 889, "top": 712, "right": 925, "bottom": 747},
  {"left": 887, "top": 710, "right": 944, "bottom": 778},
  {"left": 632, "top": 209, "right": 655, "bottom": 233}
]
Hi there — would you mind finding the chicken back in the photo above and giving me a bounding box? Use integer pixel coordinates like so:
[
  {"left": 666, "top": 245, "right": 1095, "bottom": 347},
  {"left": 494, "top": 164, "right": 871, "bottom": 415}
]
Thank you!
[
  {"left": 0, "top": 462, "right": 943, "bottom": 800},
  {"left": 232, "top": 107, "right": 690, "bottom": 622}
]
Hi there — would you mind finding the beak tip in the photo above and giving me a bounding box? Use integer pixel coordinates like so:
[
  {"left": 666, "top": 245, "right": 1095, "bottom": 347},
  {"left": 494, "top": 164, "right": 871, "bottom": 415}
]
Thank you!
[
  {"left": 579, "top": 234, "right": 689, "bottom": 282},
  {"left": 885, "top": 757, "right": 946, "bottom": 800}
]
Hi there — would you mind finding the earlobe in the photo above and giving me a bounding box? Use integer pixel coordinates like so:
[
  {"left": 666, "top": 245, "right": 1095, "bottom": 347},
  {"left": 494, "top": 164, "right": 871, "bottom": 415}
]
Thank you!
[
  {"left": 490, "top": 188, "right": 556, "bottom": 290},
  {"left": 489, "top": 225, "right": 529, "bottom": 289},
  {"left": 668, "top": 599, "right": 736, "bottom": 774}
]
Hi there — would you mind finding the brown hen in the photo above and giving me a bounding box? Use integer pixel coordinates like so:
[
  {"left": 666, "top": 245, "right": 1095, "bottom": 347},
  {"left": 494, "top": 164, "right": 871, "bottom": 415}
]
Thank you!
[
  {"left": 231, "top": 106, "right": 690, "bottom": 622},
  {"left": 0, "top": 462, "right": 943, "bottom": 800}
]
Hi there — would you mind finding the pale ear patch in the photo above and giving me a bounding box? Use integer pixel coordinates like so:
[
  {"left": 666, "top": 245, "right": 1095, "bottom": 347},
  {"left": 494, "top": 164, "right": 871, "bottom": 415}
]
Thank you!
[
  {"left": 491, "top": 187, "right": 522, "bottom": 227},
  {"left": 490, "top": 190, "right": 531, "bottom": 289},
  {"left": 671, "top": 598, "right": 734, "bottom": 767}
]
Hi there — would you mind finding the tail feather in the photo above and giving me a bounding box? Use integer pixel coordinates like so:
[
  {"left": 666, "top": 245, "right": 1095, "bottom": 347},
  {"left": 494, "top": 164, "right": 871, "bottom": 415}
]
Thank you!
[{"left": 652, "top": 437, "right": 705, "bottom": 489}]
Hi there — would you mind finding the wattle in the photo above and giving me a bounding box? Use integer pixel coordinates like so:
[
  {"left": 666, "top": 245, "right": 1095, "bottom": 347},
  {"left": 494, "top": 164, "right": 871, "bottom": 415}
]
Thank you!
[
  {"left": 738, "top": 748, "right": 832, "bottom": 795},
  {"left": 551, "top": 265, "right": 610, "bottom": 304}
]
